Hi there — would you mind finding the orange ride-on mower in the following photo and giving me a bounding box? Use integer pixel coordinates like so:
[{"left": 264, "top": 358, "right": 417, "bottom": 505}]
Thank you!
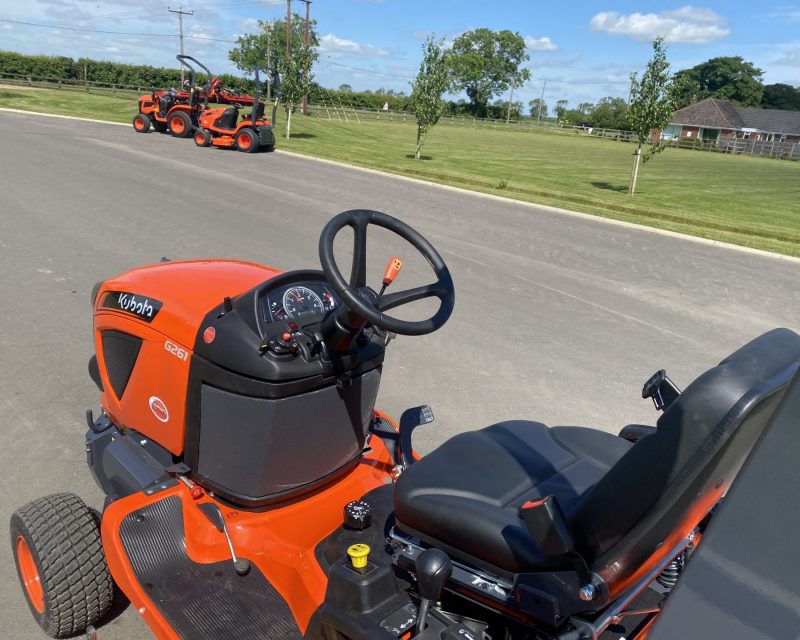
[
  {"left": 132, "top": 55, "right": 211, "bottom": 138},
  {"left": 10, "top": 210, "right": 800, "bottom": 640},
  {"left": 194, "top": 68, "right": 277, "bottom": 153}
]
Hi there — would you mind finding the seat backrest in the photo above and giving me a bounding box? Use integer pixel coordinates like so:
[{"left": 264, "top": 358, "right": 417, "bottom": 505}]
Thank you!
[{"left": 569, "top": 328, "right": 800, "bottom": 593}]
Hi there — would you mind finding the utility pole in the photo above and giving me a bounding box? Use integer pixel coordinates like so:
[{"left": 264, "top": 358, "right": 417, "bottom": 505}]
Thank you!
[
  {"left": 505, "top": 81, "right": 516, "bottom": 124},
  {"left": 264, "top": 20, "right": 272, "bottom": 100},
  {"left": 168, "top": 6, "right": 193, "bottom": 84},
  {"left": 296, "top": 0, "right": 311, "bottom": 115},
  {"left": 536, "top": 78, "right": 547, "bottom": 125},
  {"left": 286, "top": 0, "right": 292, "bottom": 57}
]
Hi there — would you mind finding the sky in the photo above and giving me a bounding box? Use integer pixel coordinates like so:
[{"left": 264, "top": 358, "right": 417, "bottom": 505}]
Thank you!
[{"left": 1, "top": 1, "right": 799, "bottom": 111}]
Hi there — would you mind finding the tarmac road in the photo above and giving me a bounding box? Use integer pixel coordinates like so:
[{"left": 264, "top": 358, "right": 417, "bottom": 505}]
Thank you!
[{"left": 1, "top": 110, "right": 798, "bottom": 639}]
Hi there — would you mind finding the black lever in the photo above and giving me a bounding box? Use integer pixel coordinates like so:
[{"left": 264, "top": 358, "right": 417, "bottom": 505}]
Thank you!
[
  {"left": 415, "top": 548, "right": 452, "bottom": 632},
  {"left": 399, "top": 405, "right": 435, "bottom": 468},
  {"left": 198, "top": 503, "right": 250, "bottom": 576},
  {"left": 642, "top": 369, "right": 681, "bottom": 411}
]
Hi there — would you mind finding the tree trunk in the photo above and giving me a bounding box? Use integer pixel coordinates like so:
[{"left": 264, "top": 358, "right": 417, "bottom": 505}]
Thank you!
[
  {"left": 415, "top": 127, "right": 422, "bottom": 160},
  {"left": 286, "top": 107, "right": 292, "bottom": 139},
  {"left": 628, "top": 145, "right": 642, "bottom": 195}
]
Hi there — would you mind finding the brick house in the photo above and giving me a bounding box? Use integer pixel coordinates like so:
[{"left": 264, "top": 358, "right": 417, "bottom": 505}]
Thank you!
[{"left": 662, "top": 98, "right": 800, "bottom": 145}]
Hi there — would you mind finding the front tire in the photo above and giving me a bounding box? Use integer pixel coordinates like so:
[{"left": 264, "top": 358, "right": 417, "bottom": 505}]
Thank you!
[
  {"left": 10, "top": 494, "right": 113, "bottom": 638},
  {"left": 168, "top": 111, "right": 193, "bottom": 138},
  {"left": 194, "top": 129, "right": 212, "bottom": 147},
  {"left": 235, "top": 128, "right": 258, "bottom": 153},
  {"left": 132, "top": 113, "right": 150, "bottom": 133}
]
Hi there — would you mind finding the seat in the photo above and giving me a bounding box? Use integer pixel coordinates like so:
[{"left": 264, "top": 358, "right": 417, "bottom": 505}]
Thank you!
[
  {"left": 394, "top": 421, "right": 630, "bottom": 576},
  {"left": 394, "top": 329, "right": 800, "bottom": 589},
  {"left": 214, "top": 108, "right": 238, "bottom": 131}
]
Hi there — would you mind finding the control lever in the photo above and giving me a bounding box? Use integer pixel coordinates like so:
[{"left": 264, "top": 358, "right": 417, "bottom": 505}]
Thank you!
[
  {"left": 378, "top": 256, "right": 403, "bottom": 299},
  {"left": 415, "top": 548, "right": 452, "bottom": 633},
  {"left": 198, "top": 503, "right": 251, "bottom": 576},
  {"left": 399, "top": 405, "right": 435, "bottom": 468},
  {"left": 642, "top": 369, "right": 681, "bottom": 411}
]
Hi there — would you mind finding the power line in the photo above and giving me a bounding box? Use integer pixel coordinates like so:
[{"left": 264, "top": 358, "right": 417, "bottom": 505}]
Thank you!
[
  {"left": 318, "top": 58, "right": 413, "bottom": 80},
  {"left": 0, "top": 17, "right": 236, "bottom": 43}
]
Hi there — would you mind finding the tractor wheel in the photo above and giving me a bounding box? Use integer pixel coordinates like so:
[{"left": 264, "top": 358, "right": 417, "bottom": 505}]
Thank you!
[
  {"left": 152, "top": 120, "right": 168, "bottom": 133},
  {"left": 194, "top": 129, "right": 212, "bottom": 147},
  {"left": 132, "top": 113, "right": 150, "bottom": 133},
  {"left": 235, "top": 128, "right": 258, "bottom": 153},
  {"left": 10, "top": 494, "right": 113, "bottom": 638},
  {"left": 168, "top": 111, "right": 193, "bottom": 138}
]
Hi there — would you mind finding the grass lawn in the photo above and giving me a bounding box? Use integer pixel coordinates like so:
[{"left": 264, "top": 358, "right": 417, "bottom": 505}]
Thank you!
[{"left": 3, "top": 86, "right": 799, "bottom": 256}]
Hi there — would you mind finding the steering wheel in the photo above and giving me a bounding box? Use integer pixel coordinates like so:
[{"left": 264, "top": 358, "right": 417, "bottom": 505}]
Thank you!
[{"left": 319, "top": 210, "right": 455, "bottom": 336}]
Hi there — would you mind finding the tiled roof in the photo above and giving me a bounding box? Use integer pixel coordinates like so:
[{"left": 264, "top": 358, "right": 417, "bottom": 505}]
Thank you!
[
  {"left": 735, "top": 106, "right": 800, "bottom": 135},
  {"left": 670, "top": 98, "right": 743, "bottom": 129},
  {"left": 670, "top": 98, "right": 800, "bottom": 135}
]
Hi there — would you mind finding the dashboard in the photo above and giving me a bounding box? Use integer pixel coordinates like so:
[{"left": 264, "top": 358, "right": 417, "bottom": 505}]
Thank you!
[{"left": 261, "top": 280, "right": 340, "bottom": 324}]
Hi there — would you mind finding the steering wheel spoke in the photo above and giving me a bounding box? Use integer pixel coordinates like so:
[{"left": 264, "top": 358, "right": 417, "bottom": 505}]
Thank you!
[
  {"left": 349, "top": 217, "right": 369, "bottom": 288},
  {"left": 378, "top": 282, "right": 447, "bottom": 312}
]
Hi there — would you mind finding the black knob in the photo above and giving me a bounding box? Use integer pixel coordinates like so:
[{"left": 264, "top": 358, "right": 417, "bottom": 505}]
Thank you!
[
  {"left": 416, "top": 548, "right": 452, "bottom": 602},
  {"left": 343, "top": 500, "right": 372, "bottom": 530}
]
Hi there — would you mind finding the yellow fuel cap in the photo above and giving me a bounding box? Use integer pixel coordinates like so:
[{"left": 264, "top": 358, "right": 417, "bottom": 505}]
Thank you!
[{"left": 347, "top": 543, "right": 370, "bottom": 569}]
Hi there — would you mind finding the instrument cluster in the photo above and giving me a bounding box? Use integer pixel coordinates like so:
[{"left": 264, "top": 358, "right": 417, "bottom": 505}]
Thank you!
[{"left": 262, "top": 281, "right": 339, "bottom": 324}]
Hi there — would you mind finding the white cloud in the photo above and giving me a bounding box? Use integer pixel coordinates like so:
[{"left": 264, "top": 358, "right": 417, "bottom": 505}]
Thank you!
[
  {"left": 773, "top": 40, "right": 800, "bottom": 67},
  {"left": 524, "top": 35, "right": 557, "bottom": 51},
  {"left": 589, "top": 6, "right": 730, "bottom": 44},
  {"left": 319, "top": 33, "right": 392, "bottom": 57}
]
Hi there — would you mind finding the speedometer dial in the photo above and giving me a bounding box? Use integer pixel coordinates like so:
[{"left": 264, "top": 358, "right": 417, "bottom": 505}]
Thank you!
[{"left": 282, "top": 286, "right": 324, "bottom": 318}]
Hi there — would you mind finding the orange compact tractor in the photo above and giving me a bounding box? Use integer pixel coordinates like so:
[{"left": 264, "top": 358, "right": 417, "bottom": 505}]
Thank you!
[
  {"left": 193, "top": 68, "right": 277, "bottom": 153},
  {"left": 10, "top": 210, "right": 800, "bottom": 640},
  {"left": 132, "top": 55, "right": 211, "bottom": 138}
]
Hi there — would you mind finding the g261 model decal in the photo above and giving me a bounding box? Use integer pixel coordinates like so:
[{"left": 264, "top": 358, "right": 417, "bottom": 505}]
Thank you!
[{"left": 102, "top": 291, "right": 163, "bottom": 322}]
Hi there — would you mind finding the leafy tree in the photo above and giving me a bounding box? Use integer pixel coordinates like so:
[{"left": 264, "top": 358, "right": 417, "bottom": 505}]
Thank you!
[
  {"left": 577, "top": 102, "right": 594, "bottom": 115},
  {"left": 761, "top": 83, "right": 800, "bottom": 111},
  {"left": 229, "top": 14, "right": 319, "bottom": 76},
  {"left": 554, "top": 99, "right": 568, "bottom": 119},
  {"left": 338, "top": 83, "right": 352, "bottom": 93},
  {"left": 529, "top": 98, "right": 547, "bottom": 119},
  {"left": 627, "top": 37, "right": 681, "bottom": 195},
  {"left": 276, "top": 37, "right": 319, "bottom": 139},
  {"left": 590, "top": 96, "right": 628, "bottom": 129},
  {"left": 409, "top": 36, "right": 451, "bottom": 159},
  {"left": 674, "top": 56, "right": 763, "bottom": 107},
  {"left": 449, "top": 28, "right": 530, "bottom": 117}
]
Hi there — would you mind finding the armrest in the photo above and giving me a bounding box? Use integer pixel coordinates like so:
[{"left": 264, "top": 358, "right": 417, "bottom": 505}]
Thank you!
[{"left": 618, "top": 424, "right": 657, "bottom": 443}]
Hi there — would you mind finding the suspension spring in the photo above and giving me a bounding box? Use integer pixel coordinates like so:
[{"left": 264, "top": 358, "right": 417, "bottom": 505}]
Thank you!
[{"left": 656, "top": 551, "right": 685, "bottom": 590}]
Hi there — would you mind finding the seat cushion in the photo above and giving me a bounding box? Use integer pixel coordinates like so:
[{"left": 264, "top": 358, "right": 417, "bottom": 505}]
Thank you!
[{"left": 394, "top": 421, "right": 631, "bottom": 576}]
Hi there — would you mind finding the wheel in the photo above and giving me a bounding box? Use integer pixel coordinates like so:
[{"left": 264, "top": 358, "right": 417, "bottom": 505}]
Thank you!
[
  {"left": 319, "top": 210, "right": 455, "bottom": 336},
  {"left": 235, "top": 128, "right": 258, "bottom": 153},
  {"left": 10, "top": 494, "right": 113, "bottom": 638},
  {"left": 194, "top": 129, "right": 212, "bottom": 147},
  {"left": 152, "top": 120, "right": 168, "bottom": 133},
  {"left": 132, "top": 113, "right": 150, "bottom": 133},
  {"left": 168, "top": 111, "right": 193, "bottom": 138}
]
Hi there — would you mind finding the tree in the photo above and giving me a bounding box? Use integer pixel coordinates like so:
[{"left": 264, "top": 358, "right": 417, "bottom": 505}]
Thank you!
[
  {"left": 577, "top": 102, "right": 594, "bottom": 115},
  {"left": 590, "top": 96, "right": 628, "bottom": 129},
  {"left": 338, "top": 83, "right": 352, "bottom": 93},
  {"left": 528, "top": 98, "right": 548, "bottom": 119},
  {"left": 409, "top": 36, "right": 451, "bottom": 159},
  {"left": 673, "top": 56, "right": 764, "bottom": 107},
  {"left": 761, "top": 83, "right": 800, "bottom": 111},
  {"left": 627, "top": 37, "right": 681, "bottom": 195},
  {"left": 449, "top": 28, "right": 530, "bottom": 117},
  {"left": 276, "top": 37, "right": 319, "bottom": 139},
  {"left": 554, "top": 99, "right": 568, "bottom": 120},
  {"left": 229, "top": 14, "right": 319, "bottom": 76}
]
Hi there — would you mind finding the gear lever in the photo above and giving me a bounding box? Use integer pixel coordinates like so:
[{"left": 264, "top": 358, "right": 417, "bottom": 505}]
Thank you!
[{"left": 415, "top": 548, "right": 452, "bottom": 632}]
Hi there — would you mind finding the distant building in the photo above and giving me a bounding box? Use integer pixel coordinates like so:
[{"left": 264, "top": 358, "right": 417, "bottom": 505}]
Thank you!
[{"left": 662, "top": 98, "right": 800, "bottom": 145}]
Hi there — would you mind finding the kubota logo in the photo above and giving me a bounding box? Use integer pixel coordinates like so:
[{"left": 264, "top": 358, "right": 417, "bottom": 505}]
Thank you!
[{"left": 148, "top": 396, "right": 169, "bottom": 422}]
